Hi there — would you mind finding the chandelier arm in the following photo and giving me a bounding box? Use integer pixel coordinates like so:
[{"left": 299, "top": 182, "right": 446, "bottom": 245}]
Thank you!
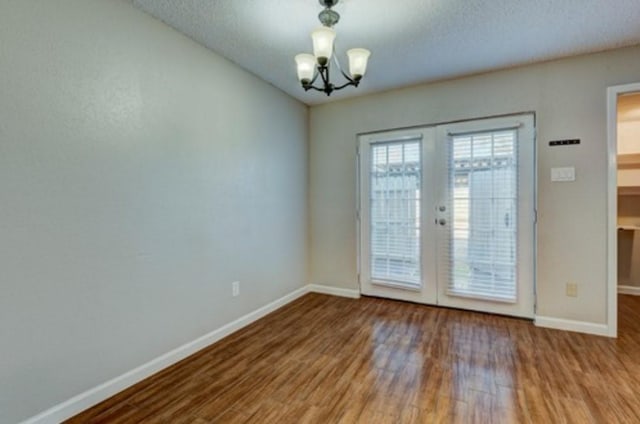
[
  {"left": 309, "top": 70, "right": 320, "bottom": 86},
  {"left": 302, "top": 56, "right": 359, "bottom": 95},
  {"left": 304, "top": 79, "right": 352, "bottom": 94},
  {"left": 331, "top": 52, "right": 356, "bottom": 84},
  {"left": 316, "top": 65, "right": 334, "bottom": 95},
  {"left": 332, "top": 80, "right": 358, "bottom": 91},
  {"left": 301, "top": 67, "right": 328, "bottom": 90},
  {"left": 304, "top": 85, "right": 328, "bottom": 92},
  {"left": 318, "top": 65, "right": 330, "bottom": 87}
]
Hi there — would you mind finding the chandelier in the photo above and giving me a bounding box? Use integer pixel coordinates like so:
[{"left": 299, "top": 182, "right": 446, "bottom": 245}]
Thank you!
[{"left": 295, "top": 0, "right": 371, "bottom": 96}]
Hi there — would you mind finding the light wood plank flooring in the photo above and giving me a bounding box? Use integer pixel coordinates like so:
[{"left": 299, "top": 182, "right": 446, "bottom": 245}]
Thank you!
[{"left": 67, "top": 294, "right": 640, "bottom": 423}]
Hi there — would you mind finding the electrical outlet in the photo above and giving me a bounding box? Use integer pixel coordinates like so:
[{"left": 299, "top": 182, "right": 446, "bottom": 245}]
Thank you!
[
  {"left": 566, "top": 282, "right": 578, "bottom": 297},
  {"left": 232, "top": 281, "right": 240, "bottom": 297}
]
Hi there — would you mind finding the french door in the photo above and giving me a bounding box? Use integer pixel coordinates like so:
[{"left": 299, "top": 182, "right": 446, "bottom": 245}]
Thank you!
[{"left": 358, "top": 114, "right": 535, "bottom": 318}]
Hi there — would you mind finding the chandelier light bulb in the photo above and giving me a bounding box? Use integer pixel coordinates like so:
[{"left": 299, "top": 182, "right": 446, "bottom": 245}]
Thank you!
[
  {"left": 311, "top": 27, "right": 336, "bottom": 66},
  {"left": 347, "top": 48, "right": 371, "bottom": 80},
  {"left": 295, "top": 53, "right": 317, "bottom": 84}
]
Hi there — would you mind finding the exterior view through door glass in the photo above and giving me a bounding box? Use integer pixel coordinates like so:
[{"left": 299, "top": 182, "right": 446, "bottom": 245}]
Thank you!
[{"left": 359, "top": 114, "right": 535, "bottom": 318}]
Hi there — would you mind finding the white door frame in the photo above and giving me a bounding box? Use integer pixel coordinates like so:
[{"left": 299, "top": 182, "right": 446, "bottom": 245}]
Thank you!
[{"left": 606, "top": 82, "right": 640, "bottom": 338}]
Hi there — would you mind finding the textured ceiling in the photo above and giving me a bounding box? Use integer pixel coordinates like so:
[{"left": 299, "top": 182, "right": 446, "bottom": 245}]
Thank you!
[{"left": 131, "top": 0, "right": 640, "bottom": 106}]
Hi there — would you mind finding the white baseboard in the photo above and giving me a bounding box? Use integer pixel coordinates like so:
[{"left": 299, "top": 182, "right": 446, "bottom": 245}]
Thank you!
[
  {"left": 23, "top": 286, "right": 618, "bottom": 423},
  {"left": 308, "top": 284, "right": 361, "bottom": 299},
  {"left": 535, "top": 315, "right": 611, "bottom": 337},
  {"left": 20, "top": 286, "right": 310, "bottom": 424},
  {"left": 618, "top": 285, "right": 640, "bottom": 296}
]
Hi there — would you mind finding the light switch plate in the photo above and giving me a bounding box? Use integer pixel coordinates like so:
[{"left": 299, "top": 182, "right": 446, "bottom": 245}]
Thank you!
[{"left": 551, "top": 167, "right": 575, "bottom": 182}]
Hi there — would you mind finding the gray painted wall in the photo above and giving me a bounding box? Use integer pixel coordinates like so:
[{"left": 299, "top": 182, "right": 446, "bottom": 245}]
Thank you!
[
  {"left": 3, "top": 0, "right": 640, "bottom": 422},
  {"left": 0, "top": 1, "right": 308, "bottom": 422}
]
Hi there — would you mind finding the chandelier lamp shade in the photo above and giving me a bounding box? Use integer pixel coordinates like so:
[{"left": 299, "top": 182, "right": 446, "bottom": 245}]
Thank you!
[{"left": 295, "top": 0, "right": 371, "bottom": 96}]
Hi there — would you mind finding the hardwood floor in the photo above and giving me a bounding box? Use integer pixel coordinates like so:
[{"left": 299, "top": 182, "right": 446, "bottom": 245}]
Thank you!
[{"left": 67, "top": 294, "right": 640, "bottom": 423}]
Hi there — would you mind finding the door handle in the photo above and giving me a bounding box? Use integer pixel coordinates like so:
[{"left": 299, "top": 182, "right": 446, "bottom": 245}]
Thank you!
[{"left": 438, "top": 218, "right": 447, "bottom": 226}]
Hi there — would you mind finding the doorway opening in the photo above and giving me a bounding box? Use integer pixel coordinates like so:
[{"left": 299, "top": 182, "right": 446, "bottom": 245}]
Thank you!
[{"left": 607, "top": 82, "right": 640, "bottom": 338}]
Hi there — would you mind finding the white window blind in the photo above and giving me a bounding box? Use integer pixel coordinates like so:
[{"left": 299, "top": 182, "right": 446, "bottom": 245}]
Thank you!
[
  {"left": 370, "top": 140, "right": 421, "bottom": 286},
  {"left": 444, "top": 130, "right": 518, "bottom": 302}
]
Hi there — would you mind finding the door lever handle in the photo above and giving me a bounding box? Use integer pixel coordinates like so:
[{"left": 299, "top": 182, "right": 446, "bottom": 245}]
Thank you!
[{"left": 438, "top": 218, "right": 447, "bottom": 226}]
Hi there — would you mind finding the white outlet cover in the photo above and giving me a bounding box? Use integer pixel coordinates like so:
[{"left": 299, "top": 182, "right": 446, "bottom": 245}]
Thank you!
[{"left": 551, "top": 167, "right": 576, "bottom": 182}]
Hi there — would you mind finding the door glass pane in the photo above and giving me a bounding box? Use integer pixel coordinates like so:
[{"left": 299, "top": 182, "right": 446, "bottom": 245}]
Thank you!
[
  {"left": 447, "top": 130, "right": 518, "bottom": 302},
  {"left": 370, "top": 140, "right": 421, "bottom": 286}
]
